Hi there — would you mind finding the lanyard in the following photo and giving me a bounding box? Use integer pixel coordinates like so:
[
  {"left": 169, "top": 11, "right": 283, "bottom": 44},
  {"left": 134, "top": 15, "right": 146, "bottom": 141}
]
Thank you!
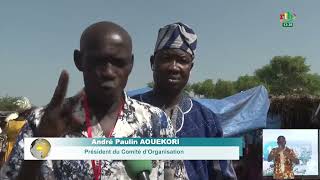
[{"left": 83, "top": 94, "right": 124, "bottom": 180}]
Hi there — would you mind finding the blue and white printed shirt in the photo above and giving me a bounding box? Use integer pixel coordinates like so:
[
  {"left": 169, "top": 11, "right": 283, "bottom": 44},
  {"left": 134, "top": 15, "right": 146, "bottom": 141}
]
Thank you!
[{"left": 0, "top": 91, "right": 188, "bottom": 180}]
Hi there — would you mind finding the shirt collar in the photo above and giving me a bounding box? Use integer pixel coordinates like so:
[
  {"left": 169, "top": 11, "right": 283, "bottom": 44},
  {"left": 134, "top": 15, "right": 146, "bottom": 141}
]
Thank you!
[
  {"left": 70, "top": 90, "right": 136, "bottom": 137},
  {"left": 140, "top": 90, "right": 193, "bottom": 114}
]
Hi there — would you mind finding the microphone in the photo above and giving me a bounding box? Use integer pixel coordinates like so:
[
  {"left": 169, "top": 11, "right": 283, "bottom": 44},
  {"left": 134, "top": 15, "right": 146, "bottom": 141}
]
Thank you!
[{"left": 123, "top": 160, "right": 152, "bottom": 180}]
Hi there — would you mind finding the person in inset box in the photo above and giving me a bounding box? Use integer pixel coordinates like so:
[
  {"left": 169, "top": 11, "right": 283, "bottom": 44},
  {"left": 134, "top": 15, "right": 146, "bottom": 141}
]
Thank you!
[{"left": 268, "top": 136, "right": 299, "bottom": 180}]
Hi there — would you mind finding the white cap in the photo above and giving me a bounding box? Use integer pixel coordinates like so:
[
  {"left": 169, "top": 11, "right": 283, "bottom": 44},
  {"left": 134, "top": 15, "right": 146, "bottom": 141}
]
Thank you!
[
  {"left": 5, "top": 112, "right": 19, "bottom": 122},
  {"left": 14, "top": 97, "right": 32, "bottom": 110}
]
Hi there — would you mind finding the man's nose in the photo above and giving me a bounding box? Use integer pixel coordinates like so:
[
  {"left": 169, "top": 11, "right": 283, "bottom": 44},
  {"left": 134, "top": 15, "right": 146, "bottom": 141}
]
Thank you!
[
  {"left": 168, "top": 60, "right": 180, "bottom": 72},
  {"left": 97, "top": 63, "right": 116, "bottom": 79}
]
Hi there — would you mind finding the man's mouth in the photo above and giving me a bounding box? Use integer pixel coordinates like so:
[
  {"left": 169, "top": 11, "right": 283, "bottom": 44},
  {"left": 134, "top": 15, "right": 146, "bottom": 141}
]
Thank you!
[
  {"left": 100, "top": 81, "right": 116, "bottom": 89},
  {"left": 167, "top": 77, "right": 180, "bottom": 83}
]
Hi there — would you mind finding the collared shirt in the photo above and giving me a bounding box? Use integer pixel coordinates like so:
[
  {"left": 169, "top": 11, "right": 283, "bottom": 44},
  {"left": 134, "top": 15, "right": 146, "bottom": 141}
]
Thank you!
[
  {"left": 132, "top": 91, "right": 238, "bottom": 180},
  {"left": 270, "top": 147, "right": 297, "bottom": 179},
  {"left": 0, "top": 91, "right": 188, "bottom": 180}
]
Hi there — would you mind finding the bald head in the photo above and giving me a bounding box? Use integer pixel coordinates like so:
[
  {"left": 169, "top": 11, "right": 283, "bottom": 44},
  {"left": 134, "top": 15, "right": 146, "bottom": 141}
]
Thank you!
[
  {"left": 74, "top": 21, "right": 134, "bottom": 105},
  {"left": 80, "top": 21, "right": 132, "bottom": 52}
]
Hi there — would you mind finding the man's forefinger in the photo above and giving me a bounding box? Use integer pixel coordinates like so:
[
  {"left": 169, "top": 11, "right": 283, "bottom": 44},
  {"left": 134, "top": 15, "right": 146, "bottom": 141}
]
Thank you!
[{"left": 48, "top": 70, "right": 69, "bottom": 109}]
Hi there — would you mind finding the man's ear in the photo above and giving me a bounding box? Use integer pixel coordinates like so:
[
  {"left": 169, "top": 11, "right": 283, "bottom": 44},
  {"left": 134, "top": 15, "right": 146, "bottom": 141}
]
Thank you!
[
  {"left": 131, "top": 54, "right": 134, "bottom": 65},
  {"left": 128, "top": 54, "right": 134, "bottom": 74},
  {"left": 150, "top": 55, "right": 155, "bottom": 71},
  {"left": 74, "top": 49, "right": 83, "bottom": 71}
]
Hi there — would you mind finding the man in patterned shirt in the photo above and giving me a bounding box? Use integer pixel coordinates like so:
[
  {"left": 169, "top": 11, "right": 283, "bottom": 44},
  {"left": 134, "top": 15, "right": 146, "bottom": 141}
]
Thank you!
[
  {"left": 0, "top": 21, "right": 186, "bottom": 180},
  {"left": 132, "top": 22, "right": 237, "bottom": 180},
  {"left": 268, "top": 136, "right": 299, "bottom": 179}
]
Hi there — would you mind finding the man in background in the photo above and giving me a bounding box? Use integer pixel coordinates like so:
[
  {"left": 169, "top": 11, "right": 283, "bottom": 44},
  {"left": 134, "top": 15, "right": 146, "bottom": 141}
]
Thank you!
[
  {"left": 133, "top": 22, "right": 237, "bottom": 180},
  {"left": 268, "top": 136, "right": 299, "bottom": 179},
  {"left": 3, "top": 97, "right": 32, "bottom": 162}
]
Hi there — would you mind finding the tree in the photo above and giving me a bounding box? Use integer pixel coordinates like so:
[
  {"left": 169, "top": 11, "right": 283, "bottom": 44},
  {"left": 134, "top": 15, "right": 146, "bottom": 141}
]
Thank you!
[
  {"left": 191, "top": 79, "right": 215, "bottom": 98},
  {"left": 0, "top": 96, "right": 21, "bottom": 111},
  {"left": 190, "top": 82, "right": 201, "bottom": 97},
  {"left": 214, "top": 79, "right": 236, "bottom": 99},
  {"left": 235, "top": 75, "right": 262, "bottom": 92},
  {"left": 255, "top": 56, "right": 317, "bottom": 95},
  {"left": 304, "top": 73, "right": 320, "bottom": 96}
]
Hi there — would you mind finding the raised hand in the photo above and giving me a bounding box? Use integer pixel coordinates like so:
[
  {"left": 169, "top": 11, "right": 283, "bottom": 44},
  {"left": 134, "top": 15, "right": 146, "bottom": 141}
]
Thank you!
[{"left": 36, "top": 70, "right": 78, "bottom": 137}]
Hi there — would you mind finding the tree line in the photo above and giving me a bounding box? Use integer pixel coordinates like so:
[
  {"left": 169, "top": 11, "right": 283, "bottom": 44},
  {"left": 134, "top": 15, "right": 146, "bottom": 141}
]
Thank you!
[{"left": 0, "top": 96, "right": 21, "bottom": 111}]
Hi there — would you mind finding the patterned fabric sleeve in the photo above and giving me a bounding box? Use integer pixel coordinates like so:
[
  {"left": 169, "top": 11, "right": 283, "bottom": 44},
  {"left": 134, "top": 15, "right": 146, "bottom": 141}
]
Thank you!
[
  {"left": 149, "top": 106, "right": 175, "bottom": 138},
  {"left": 204, "top": 106, "right": 237, "bottom": 180},
  {"left": 150, "top": 108, "right": 188, "bottom": 179},
  {"left": 158, "top": 111, "right": 175, "bottom": 138},
  {"left": 0, "top": 109, "right": 54, "bottom": 180}
]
